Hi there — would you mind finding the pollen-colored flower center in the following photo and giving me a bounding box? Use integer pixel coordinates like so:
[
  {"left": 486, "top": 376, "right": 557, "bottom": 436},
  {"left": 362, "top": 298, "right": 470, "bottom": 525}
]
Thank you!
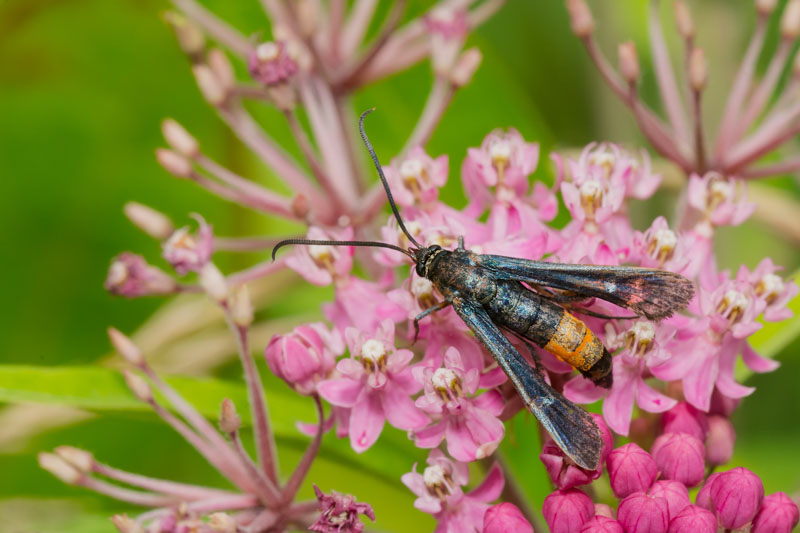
[
  {"left": 309, "top": 244, "right": 335, "bottom": 271},
  {"left": 411, "top": 277, "right": 436, "bottom": 309},
  {"left": 490, "top": 140, "right": 511, "bottom": 183},
  {"left": 589, "top": 150, "right": 615, "bottom": 179},
  {"left": 256, "top": 42, "right": 280, "bottom": 61},
  {"left": 755, "top": 273, "right": 784, "bottom": 304},
  {"left": 707, "top": 178, "right": 733, "bottom": 211},
  {"left": 166, "top": 228, "right": 197, "bottom": 251},
  {"left": 423, "top": 464, "right": 454, "bottom": 500},
  {"left": 716, "top": 289, "right": 749, "bottom": 324},
  {"left": 431, "top": 367, "right": 463, "bottom": 400},
  {"left": 400, "top": 159, "right": 427, "bottom": 199},
  {"left": 399, "top": 221, "right": 423, "bottom": 249},
  {"left": 647, "top": 228, "right": 677, "bottom": 263},
  {"left": 624, "top": 321, "right": 656, "bottom": 355},
  {"left": 580, "top": 180, "right": 603, "bottom": 218},
  {"left": 360, "top": 339, "right": 387, "bottom": 373}
]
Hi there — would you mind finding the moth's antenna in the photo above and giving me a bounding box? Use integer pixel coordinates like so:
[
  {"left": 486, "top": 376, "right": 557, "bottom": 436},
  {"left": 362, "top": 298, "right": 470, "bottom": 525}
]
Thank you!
[
  {"left": 272, "top": 238, "right": 415, "bottom": 261},
  {"left": 359, "top": 109, "right": 423, "bottom": 250}
]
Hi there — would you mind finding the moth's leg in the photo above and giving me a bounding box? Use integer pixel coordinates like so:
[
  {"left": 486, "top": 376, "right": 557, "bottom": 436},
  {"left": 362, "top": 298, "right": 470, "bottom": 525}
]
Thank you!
[
  {"left": 413, "top": 301, "right": 451, "bottom": 343},
  {"left": 457, "top": 235, "right": 465, "bottom": 251}
]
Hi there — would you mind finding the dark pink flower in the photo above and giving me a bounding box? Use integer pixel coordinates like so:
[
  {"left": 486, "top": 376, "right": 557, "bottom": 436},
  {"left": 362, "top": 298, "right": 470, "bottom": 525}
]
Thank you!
[
  {"left": 705, "top": 415, "right": 735, "bottom": 466},
  {"left": 661, "top": 402, "right": 709, "bottom": 441},
  {"left": 483, "top": 502, "right": 533, "bottom": 533},
  {"left": 540, "top": 414, "right": 612, "bottom": 490},
  {"left": 580, "top": 515, "right": 624, "bottom": 533},
  {"left": 401, "top": 450, "right": 503, "bottom": 533},
  {"left": 105, "top": 252, "right": 177, "bottom": 297},
  {"left": 264, "top": 322, "right": 343, "bottom": 395},
  {"left": 667, "top": 505, "right": 716, "bottom": 533},
  {"left": 606, "top": 443, "right": 658, "bottom": 499},
  {"left": 752, "top": 492, "right": 800, "bottom": 533},
  {"left": 248, "top": 41, "right": 298, "bottom": 86},
  {"left": 650, "top": 432, "right": 705, "bottom": 487},
  {"left": 648, "top": 480, "right": 691, "bottom": 520},
  {"left": 385, "top": 147, "right": 448, "bottom": 208},
  {"left": 542, "top": 489, "right": 594, "bottom": 533},
  {"left": 617, "top": 491, "right": 669, "bottom": 533},
  {"left": 316, "top": 320, "right": 428, "bottom": 452},
  {"left": 412, "top": 347, "right": 504, "bottom": 461},
  {"left": 309, "top": 484, "right": 375, "bottom": 533},
  {"left": 162, "top": 214, "right": 213, "bottom": 275},
  {"left": 707, "top": 466, "right": 764, "bottom": 529}
]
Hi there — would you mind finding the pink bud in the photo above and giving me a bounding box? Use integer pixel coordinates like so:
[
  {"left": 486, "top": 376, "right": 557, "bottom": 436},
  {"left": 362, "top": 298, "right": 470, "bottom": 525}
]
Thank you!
[
  {"left": 648, "top": 480, "right": 691, "bottom": 519},
  {"left": 161, "top": 119, "right": 198, "bottom": 158},
  {"left": 617, "top": 492, "right": 670, "bottom": 533},
  {"left": 123, "top": 202, "right": 175, "bottom": 240},
  {"left": 542, "top": 489, "right": 594, "bottom": 533},
  {"left": 695, "top": 472, "right": 720, "bottom": 511},
  {"left": 111, "top": 514, "right": 144, "bottom": 533},
  {"left": 483, "top": 502, "right": 533, "bottom": 533},
  {"left": 708, "top": 467, "right": 764, "bottom": 529},
  {"left": 105, "top": 252, "right": 177, "bottom": 298},
  {"left": 650, "top": 432, "right": 705, "bottom": 487},
  {"left": 705, "top": 415, "right": 735, "bottom": 466},
  {"left": 591, "top": 413, "right": 615, "bottom": 462},
  {"left": 566, "top": 0, "right": 594, "bottom": 37},
  {"left": 667, "top": 505, "right": 716, "bottom": 533},
  {"left": 662, "top": 402, "right": 708, "bottom": 441},
  {"left": 580, "top": 515, "right": 624, "bottom": 533},
  {"left": 689, "top": 48, "right": 707, "bottom": 92},
  {"left": 192, "top": 64, "right": 227, "bottom": 106},
  {"left": 265, "top": 323, "right": 341, "bottom": 395},
  {"left": 618, "top": 41, "right": 640, "bottom": 84},
  {"left": 248, "top": 41, "right": 298, "bottom": 87},
  {"left": 752, "top": 492, "right": 800, "bottom": 533},
  {"left": 156, "top": 148, "right": 193, "bottom": 178},
  {"left": 607, "top": 443, "right": 658, "bottom": 499}
]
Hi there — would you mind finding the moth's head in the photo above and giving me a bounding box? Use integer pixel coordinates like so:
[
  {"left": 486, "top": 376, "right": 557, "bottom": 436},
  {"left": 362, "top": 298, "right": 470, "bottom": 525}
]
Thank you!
[{"left": 414, "top": 245, "right": 443, "bottom": 278}]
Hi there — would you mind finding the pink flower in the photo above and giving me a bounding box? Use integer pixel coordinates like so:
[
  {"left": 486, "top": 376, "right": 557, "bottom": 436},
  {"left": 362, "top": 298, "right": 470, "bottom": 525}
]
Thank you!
[
  {"left": 540, "top": 414, "right": 612, "bottom": 490},
  {"left": 264, "top": 322, "right": 343, "bottom": 395},
  {"left": 747, "top": 257, "right": 799, "bottom": 322},
  {"left": 287, "top": 226, "right": 354, "bottom": 286},
  {"left": 483, "top": 503, "right": 533, "bottom": 533},
  {"left": 580, "top": 515, "right": 624, "bottom": 533},
  {"left": 661, "top": 402, "right": 709, "bottom": 441},
  {"left": 316, "top": 320, "right": 428, "bottom": 452},
  {"left": 617, "top": 492, "right": 670, "bottom": 533},
  {"left": 650, "top": 432, "right": 705, "bottom": 487},
  {"left": 648, "top": 480, "right": 691, "bottom": 519},
  {"left": 752, "top": 492, "right": 800, "bottom": 533},
  {"left": 705, "top": 466, "right": 764, "bottom": 529},
  {"left": 248, "top": 41, "right": 298, "bottom": 86},
  {"left": 105, "top": 252, "right": 177, "bottom": 297},
  {"left": 425, "top": 7, "right": 469, "bottom": 74},
  {"left": 401, "top": 449, "right": 504, "bottom": 533},
  {"left": 633, "top": 217, "right": 692, "bottom": 274},
  {"left": 162, "top": 214, "right": 213, "bottom": 275},
  {"left": 412, "top": 347, "right": 505, "bottom": 462},
  {"left": 687, "top": 172, "right": 755, "bottom": 228},
  {"left": 323, "top": 275, "right": 405, "bottom": 334},
  {"left": 606, "top": 443, "right": 658, "bottom": 499},
  {"left": 667, "top": 505, "right": 717, "bottom": 533},
  {"left": 567, "top": 143, "right": 662, "bottom": 201},
  {"left": 384, "top": 147, "right": 448, "bottom": 208},
  {"left": 705, "top": 415, "right": 735, "bottom": 466},
  {"left": 542, "top": 489, "right": 594, "bottom": 533},
  {"left": 309, "top": 484, "right": 375, "bottom": 533}
]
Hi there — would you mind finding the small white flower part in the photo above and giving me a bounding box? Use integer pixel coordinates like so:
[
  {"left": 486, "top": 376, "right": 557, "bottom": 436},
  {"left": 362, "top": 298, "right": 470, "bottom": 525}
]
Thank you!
[
  {"left": 360, "top": 339, "right": 387, "bottom": 373},
  {"left": 489, "top": 139, "right": 512, "bottom": 165},
  {"left": 432, "top": 368, "right": 459, "bottom": 391},
  {"left": 256, "top": 41, "right": 280, "bottom": 61},
  {"left": 589, "top": 150, "right": 615, "bottom": 178},
  {"left": 401, "top": 158, "right": 425, "bottom": 181},
  {"left": 717, "top": 289, "right": 750, "bottom": 323},
  {"left": 411, "top": 277, "right": 434, "bottom": 297},
  {"left": 423, "top": 464, "right": 454, "bottom": 500},
  {"left": 649, "top": 228, "right": 677, "bottom": 258},
  {"left": 756, "top": 273, "right": 784, "bottom": 303},
  {"left": 106, "top": 261, "right": 129, "bottom": 287}
]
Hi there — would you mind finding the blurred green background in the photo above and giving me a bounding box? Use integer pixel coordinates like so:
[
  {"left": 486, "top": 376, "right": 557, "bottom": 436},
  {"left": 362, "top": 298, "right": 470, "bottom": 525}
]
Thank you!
[{"left": 1, "top": 0, "right": 799, "bottom": 531}]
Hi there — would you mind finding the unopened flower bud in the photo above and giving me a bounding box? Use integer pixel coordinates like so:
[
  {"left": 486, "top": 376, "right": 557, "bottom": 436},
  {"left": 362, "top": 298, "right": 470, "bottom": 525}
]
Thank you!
[
  {"left": 483, "top": 502, "right": 533, "bottom": 533},
  {"left": 580, "top": 515, "right": 624, "bottom": 533},
  {"left": 689, "top": 48, "right": 707, "bottom": 91},
  {"left": 752, "top": 492, "right": 800, "bottom": 533},
  {"left": 208, "top": 49, "right": 235, "bottom": 92},
  {"left": 192, "top": 64, "right": 227, "bottom": 106},
  {"left": 39, "top": 452, "right": 82, "bottom": 484},
  {"left": 199, "top": 263, "right": 228, "bottom": 302},
  {"left": 566, "top": 0, "right": 594, "bottom": 37},
  {"left": 112, "top": 514, "right": 145, "bottom": 533},
  {"left": 650, "top": 432, "right": 705, "bottom": 487},
  {"left": 617, "top": 492, "right": 669, "bottom": 533},
  {"left": 695, "top": 471, "right": 720, "bottom": 510},
  {"left": 105, "top": 252, "right": 178, "bottom": 298},
  {"left": 219, "top": 398, "right": 241, "bottom": 434},
  {"left": 667, "top": 505, "right": 716, "bottom": 533},
  {"left": 756, "top": 0, "right": 778, "bottom": 15},
  {"left": 209, "top": 512, "right": 237, "bottom": 532},
  {"left": 107, "top": 327, "right": 144, "bottom": 366},
  {"left": 705, "top": 415, "right": 735, "bottom": 466},
  {"left": 266, "top": 323, "right": 341, "bottom": 395},
  {"left": 161, "top": 119, "right": 199, "bottom": 158},
  {"left": 607, "top": 443, "right": 658, "bottom": 499},
  {"left": 248, "top": 41, "right": 299, "bottom": 87},
  {"left": 124, "top": 202, "right": 175, "bottom": 240},
  {"left": 450, "top": 48, "right": 482, "bottom": 87},
  {"left": 618, "top": 41, "right": 640, "bottom": 84},
  {"left": 782, "top": 0, "right": 800, "bottom": 39},
  {"left": 156, "top": 148, "right": 193, "bottom": 178},
  {"left": 54, "top": 446, "right": 94, "bottom": 473},
  {"left": 648, "top": 480, "right": 691, "bottom": 519},
  {"left": 674, "top": 1, "right": 694, "bottom": 39},
  {"left": 230, "top": 285, "right": 253, "bottom": 327},
  {"left": 662, "top": 402, "right": 709, "bottom": 440},
  {"left": 164, "top": 12, "right": 205, "bottom": 58},
  {"left": 123, "top": 370, "right": 153, "bottom": 402},
  {"left": 708, "top": 467, "right": 764, "bottom": 529},
  {"left": 542, "top": 489, "right": 594, "bottom": 533}
]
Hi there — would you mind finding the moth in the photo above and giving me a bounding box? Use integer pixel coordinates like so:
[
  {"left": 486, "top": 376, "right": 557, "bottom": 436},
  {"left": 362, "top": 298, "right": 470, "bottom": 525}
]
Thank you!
[{"left": 273, "top": 110, "right": 694, "bottom": 469}]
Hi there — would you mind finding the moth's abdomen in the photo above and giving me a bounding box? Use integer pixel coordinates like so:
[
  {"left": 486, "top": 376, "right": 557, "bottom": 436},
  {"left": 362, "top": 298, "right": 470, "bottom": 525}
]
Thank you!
[{"left": 543, "top": 312, "right": 612, "bottom": 387}]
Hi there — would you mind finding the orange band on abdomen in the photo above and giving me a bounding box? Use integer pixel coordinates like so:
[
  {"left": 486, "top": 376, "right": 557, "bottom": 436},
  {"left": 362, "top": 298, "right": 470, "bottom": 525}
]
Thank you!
[{"left": 543, "top": 312, "right": 605, "bottom": 372}]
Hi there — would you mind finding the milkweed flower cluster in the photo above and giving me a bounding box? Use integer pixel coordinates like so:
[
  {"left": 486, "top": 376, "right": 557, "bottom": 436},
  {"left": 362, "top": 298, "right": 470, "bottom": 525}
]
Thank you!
[{"left": 38, "top": 1, "right": 800, "bottom": 532}]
